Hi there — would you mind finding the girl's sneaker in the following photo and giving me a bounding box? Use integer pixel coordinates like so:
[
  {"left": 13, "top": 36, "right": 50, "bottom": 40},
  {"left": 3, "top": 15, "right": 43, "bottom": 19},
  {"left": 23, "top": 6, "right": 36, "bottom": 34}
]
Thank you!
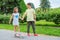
[
  {"left": 14, "top": 33, "right": 20, "bottom": 37},
  {"left": 16, "top": 33, "right": 20, "bottom": 36},
  {"left": 27, "top": 33, "right": 30, "bottom": 36}
]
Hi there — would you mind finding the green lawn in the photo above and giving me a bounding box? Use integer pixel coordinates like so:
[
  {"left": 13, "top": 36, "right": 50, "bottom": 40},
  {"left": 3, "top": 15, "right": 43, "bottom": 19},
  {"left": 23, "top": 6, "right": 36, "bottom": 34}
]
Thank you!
[
  {"left": 0, "top": 24, "right": 60, "bottom": 36},
  {"left": 23, "top": 20, "right": 60, "bottom": 26}
]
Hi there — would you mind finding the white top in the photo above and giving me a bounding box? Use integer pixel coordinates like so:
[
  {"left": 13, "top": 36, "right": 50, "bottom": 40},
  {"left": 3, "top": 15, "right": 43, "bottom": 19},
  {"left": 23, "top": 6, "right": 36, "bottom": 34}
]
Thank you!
[
  {"left": 25, "top": 8, "right": 35, "bottom": 21},
  {"left": 12, "top": 13, "right": 19, "bottom": 25}
]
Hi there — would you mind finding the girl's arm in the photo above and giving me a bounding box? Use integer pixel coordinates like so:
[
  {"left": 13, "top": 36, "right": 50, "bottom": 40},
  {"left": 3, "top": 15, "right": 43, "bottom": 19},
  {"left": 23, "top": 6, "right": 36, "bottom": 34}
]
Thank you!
[{"left": 9, "top": 14, "right": 13, "bottom": 24}]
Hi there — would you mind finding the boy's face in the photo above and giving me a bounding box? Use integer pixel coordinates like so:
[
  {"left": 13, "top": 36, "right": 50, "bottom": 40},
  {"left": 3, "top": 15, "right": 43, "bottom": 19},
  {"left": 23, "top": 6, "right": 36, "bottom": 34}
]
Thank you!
[{"left": 27, "top": 5, "right": 31, "bottom": 9}]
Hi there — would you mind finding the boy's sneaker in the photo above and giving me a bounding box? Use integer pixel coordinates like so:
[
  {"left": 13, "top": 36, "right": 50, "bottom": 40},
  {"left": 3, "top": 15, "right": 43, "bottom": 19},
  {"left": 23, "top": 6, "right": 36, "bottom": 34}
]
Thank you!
[{"left": 34, "top": 34, "right": 38, "bottom": 36}]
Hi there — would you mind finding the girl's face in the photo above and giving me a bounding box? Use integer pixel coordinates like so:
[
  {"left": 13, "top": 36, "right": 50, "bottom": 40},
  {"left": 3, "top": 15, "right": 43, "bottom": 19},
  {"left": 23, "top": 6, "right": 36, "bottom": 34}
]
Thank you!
[{"left": 14, "top": 8, "right": 18, "bottom": 13}]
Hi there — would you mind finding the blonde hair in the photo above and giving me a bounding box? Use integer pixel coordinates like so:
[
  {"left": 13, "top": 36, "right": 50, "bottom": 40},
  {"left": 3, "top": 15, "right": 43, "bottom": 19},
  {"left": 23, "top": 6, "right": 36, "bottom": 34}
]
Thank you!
[{"left": 13, "top": 7, "right": 18, "bottom": 13}]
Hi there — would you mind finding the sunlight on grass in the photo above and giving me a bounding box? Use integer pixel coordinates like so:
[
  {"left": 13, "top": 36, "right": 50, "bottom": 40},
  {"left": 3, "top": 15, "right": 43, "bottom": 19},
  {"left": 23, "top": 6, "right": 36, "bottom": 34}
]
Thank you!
[
  {"left": 36, "top": 20, "right": 56, "bottom": 26},
  {"left": 0, "top": 24, "right": 60, "bottom": 36}
]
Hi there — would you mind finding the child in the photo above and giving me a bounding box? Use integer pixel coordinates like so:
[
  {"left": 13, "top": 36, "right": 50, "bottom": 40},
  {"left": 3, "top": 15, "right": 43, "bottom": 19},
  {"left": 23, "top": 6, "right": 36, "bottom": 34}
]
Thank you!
[
  {"left": 22, "top": 3, "right": 38, "bottom": 36},
  {"left": 9, "top": 7, "right": 21, "bottom": 36}
]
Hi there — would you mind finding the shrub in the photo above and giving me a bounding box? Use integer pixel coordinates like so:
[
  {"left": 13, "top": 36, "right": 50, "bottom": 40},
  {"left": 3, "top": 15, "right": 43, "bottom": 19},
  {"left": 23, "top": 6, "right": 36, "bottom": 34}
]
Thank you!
[
  {"left": 36, "top": 13, "right": 60, "bottom": 24},
  {"left": 0, "top": 15, "right": 10, "bottom": 24},
  {"left": 0, "top": 15, "right": 26, "bottom": 24}
]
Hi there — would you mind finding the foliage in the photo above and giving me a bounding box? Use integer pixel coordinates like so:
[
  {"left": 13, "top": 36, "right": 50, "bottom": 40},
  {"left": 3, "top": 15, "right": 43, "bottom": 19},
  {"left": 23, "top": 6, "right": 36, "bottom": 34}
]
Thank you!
[
  {"left": 0, "top": 15, "right": 10, "bottom": 24},
  {"left": 0, "top": 0, "right": 26, "bottom": 14},
  {"left": 36, "top": 8, "right": 60, "bottom": 24},
  {"left": 40, "top": 0, "right": 50, "bottom": 12},
  {"left": 0, "top": 8, "right": 60, "bottom": 25},
  {"left": 30, "top": 3, "right": 35, "bottom": 9},
  {"left": 19, "top": 0, "right": 27, "bottom": 13}
]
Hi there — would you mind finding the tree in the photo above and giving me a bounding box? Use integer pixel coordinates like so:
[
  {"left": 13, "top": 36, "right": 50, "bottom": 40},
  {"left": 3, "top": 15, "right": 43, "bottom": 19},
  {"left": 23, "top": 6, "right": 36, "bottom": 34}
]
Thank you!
[
  {"left": 19, "top": 0, "right": 27, "bottom": 13},
  {"left": 40, "top": 0, "right": 50, "bottom": 12},
  {"left": 0, "top": 0, "right": 26, "bottom": 14},
  {"left": 30, "top": 3, "right": 35, "bottom": 9}
]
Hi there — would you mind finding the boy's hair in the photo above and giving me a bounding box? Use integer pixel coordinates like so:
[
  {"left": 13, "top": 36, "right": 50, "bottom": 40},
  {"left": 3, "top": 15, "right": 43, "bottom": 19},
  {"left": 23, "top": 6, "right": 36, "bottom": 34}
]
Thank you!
[
  {"left": 27, "top": 3, "right": 31, "bottom": 6},
  {"left": 27, "top": 3, "right": 35, "bottom": 9},
  {"left": 13, "top": 7, "right": 18, "bottom": 13}
]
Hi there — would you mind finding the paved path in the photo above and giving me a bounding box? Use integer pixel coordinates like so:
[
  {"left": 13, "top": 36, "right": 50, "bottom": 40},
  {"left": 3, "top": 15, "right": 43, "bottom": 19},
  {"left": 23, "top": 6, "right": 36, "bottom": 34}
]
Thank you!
[{"left": 0, "top": 29, "right": 60, "bottom": 40}]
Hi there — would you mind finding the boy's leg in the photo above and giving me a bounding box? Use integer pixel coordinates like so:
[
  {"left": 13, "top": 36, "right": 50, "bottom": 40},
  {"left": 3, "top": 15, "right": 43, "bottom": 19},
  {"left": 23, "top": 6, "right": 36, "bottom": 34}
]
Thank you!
[
  {"left": 27, "top": 21, "right": 30, "bottom": 36},
  {"left": 31, "top": 21, "right": 35, "bottom": 34},
  {"left": 31, "top": 21, "right": 38, "bottom": 36}
]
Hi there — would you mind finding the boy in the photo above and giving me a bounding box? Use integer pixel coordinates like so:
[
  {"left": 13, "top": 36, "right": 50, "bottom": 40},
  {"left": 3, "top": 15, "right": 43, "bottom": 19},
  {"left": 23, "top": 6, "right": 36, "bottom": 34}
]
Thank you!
[{"left": 22, "top": 3, "right": 38, "bottom": 36}]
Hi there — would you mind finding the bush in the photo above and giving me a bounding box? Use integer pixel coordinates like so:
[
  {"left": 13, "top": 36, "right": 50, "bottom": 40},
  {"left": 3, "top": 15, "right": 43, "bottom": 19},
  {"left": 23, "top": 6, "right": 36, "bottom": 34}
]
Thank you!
[
  {"left": 0, "top": 11, "right": 60, "bottom": 25},
  {"left": 36, "top": 13, "right": 60, "bottom": 24},
  {"left": 0, "top": 15, "right": 10, "bottom": 24},
  {"left": 53, "top": 13, "right": 60, "bottom": 24},
  {"left": 0, "top": 15, "right": 25, "bottom": 24}
]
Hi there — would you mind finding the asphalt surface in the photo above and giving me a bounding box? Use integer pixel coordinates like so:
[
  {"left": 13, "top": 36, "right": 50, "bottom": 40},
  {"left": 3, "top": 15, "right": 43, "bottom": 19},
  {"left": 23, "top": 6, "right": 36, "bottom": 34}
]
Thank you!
[{"left": 0, "top": 29, "right": 60, "bottom": 40}]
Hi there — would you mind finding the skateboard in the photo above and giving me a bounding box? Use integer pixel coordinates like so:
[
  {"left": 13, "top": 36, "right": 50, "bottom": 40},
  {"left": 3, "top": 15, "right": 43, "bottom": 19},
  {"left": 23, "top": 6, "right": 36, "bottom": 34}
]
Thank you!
[
  {"left": 14, "top": 34, "right": 25, "bottom": 39},
  {"left": 14, "top": 33, "right": 20, "bottom": 38}
]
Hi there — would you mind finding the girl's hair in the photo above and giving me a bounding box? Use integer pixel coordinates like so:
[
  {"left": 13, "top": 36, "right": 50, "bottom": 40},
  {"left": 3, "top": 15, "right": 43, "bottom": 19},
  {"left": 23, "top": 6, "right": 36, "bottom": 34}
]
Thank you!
[{"left": 13, "top": 7, "right": 18, "bottom": 13}]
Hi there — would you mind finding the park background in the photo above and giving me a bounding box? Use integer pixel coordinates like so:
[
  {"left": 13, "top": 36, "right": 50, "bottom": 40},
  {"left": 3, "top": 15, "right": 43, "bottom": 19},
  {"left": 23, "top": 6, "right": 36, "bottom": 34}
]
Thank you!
[{"left": 0, "top": 0, "right": 60, "bottom": 36}]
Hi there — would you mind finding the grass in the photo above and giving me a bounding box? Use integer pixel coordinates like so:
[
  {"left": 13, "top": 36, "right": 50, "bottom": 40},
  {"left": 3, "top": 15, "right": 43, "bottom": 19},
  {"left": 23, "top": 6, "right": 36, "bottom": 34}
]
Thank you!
[
  {"left": 0, "top": 24, "right": 60, "bottom": 36},
  {"left": 23, "top": 20, "right": 60, "bottom": 27},
  {"left": 36, "top": 20, "right": 56, "bottom": 25}
]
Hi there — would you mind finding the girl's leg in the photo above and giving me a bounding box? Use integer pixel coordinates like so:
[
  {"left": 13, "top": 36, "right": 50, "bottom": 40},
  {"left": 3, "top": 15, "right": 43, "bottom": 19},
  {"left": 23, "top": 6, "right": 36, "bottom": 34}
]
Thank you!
[
  {"left": 17, "top": 25, "right": 20, "bottom": 32},
  {"left": 14, "top": 25, "right": 17, "bottom": 33},
  {"left": 15, "top": 25, "right": 20, "bottom": 36},
  {"left": 14, "top": 25, "right": 17, "bottom": 36}
]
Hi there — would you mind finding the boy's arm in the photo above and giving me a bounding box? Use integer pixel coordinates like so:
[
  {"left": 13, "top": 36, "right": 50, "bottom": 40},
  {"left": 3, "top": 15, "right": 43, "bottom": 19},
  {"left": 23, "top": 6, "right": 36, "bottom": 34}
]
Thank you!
[
  {"left": 19, "top": 14, "right": 22, "bottom": 20},
  {"left": 9, "top": 14, "right": 13, "bottom": 24},
  {"left": 19, "top": 16, "right": 23, "bottom": 20},
  {"left": 34, "top": 13, "right": 36, "bottom": 20},
  {"left": 19, "top": 17, "right": 22, "bottom": 19},
  {"left": 33, "top": 10, "right": 36, "bottom": 22},
  {"left": 22, "top": 12, "right": 27, "bottom": 20}
]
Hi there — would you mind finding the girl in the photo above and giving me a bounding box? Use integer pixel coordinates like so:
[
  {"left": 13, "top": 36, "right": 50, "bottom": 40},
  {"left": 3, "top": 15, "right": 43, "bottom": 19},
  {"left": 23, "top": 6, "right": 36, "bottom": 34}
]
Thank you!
[{"left": 9, "top": 7, "right": 21, "bottom": 36}]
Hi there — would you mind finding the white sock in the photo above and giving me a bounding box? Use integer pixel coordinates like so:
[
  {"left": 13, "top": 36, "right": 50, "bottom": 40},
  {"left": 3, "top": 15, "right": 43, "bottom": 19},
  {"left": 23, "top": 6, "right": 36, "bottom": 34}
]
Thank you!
[
  {"left": 17, "top": 32, "right": 20, "bottom": 34},
  {"left": 14, "top": 32, "right": 17, "bottom": 34}
]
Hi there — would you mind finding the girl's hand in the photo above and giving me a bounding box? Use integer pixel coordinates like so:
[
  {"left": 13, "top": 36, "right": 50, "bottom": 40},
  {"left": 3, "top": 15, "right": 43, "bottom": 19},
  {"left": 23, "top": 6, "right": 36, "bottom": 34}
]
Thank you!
[{"left": 21, "top": 18, "right": 24, "bottom": 20}]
